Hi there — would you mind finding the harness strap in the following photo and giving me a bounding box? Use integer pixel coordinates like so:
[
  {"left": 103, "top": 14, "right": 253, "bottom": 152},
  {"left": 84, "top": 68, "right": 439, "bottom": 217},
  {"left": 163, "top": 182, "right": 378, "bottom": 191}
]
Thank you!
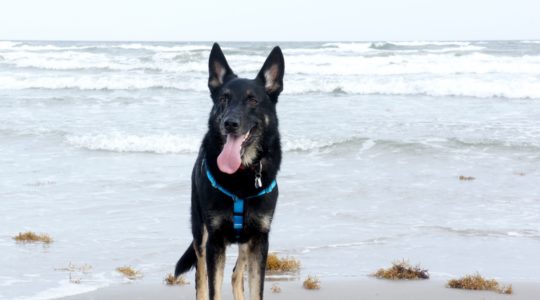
[{"left": 203, "top": 159, "right": 277, "bottom": 239}]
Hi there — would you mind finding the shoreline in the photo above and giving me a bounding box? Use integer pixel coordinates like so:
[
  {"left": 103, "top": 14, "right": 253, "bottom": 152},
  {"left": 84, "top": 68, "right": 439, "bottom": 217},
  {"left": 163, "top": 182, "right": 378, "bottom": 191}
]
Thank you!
[{"left": 54, "top": 278, "right": 540, "bottom": 300}]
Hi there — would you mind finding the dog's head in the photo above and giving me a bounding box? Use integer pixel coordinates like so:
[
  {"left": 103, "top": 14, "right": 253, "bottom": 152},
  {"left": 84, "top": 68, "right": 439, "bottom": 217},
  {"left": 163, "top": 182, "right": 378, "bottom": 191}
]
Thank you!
[{"left": 207, "top": 43, "right": 284, "bottom": 174}]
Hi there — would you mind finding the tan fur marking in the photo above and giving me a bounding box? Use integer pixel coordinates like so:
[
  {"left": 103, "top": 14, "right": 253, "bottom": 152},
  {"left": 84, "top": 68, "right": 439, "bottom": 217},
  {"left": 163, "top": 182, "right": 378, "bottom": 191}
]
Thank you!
[
  {"left": 264, "top": 65, "right": 280, "bottom": 92},
  {"left": 209, "top": 62, "right": 227, "bottom": 88},
  {"left": 195, "top": 226, "right": 209, "bottom": 300},
  {"left": 258, "top": 215, "right": 272, "bottom": 233},
  {"left": 232, "top": 244, "right": 249, "bottom": 300},
  {"left": 210, "top": 214, "right": 225, "bottom": 230},
  {"left": 213, "top": 250, "right": 226, "bottom": 300},
  {"left": 241, "top": 143, "right": 258, "bottom": 167},
  {"left": 248, "top": 249, "right": 262, "bottom": 300}
]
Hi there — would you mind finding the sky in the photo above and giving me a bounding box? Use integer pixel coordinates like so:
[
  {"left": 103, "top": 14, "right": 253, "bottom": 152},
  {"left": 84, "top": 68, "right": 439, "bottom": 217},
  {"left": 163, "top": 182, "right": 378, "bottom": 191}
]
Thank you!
[{"left": 0, "top": 0, "right": 538, "bottom": 41}]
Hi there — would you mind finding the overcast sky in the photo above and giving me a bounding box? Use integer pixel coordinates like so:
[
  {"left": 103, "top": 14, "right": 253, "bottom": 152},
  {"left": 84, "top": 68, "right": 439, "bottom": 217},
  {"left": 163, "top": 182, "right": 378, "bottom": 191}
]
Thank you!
[{"left": 0, "top": 0, "right": 538, "bottom": 41}]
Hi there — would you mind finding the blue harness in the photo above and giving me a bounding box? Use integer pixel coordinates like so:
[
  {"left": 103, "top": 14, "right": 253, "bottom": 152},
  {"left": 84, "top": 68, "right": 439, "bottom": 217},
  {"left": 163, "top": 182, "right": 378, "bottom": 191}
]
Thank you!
[{"left": 203, "top": 159, "right": 277, "bottom": 239}]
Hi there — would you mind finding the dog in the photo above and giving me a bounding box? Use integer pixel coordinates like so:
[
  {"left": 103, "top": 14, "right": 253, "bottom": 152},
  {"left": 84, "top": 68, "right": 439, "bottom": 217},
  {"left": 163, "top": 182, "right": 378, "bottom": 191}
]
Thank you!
[{"left": 174, "top": 43, "right": 284, "bottom": 300}]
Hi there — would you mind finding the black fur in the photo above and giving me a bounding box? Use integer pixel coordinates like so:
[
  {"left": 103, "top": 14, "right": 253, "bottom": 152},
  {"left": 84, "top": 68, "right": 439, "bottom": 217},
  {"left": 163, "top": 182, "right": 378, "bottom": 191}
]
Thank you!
[
  {"left": 175, "top": 43, "right": 284, "bottom": 300},
  {"left": 174, "top": 241, "right": 196, "bottom": 277}
]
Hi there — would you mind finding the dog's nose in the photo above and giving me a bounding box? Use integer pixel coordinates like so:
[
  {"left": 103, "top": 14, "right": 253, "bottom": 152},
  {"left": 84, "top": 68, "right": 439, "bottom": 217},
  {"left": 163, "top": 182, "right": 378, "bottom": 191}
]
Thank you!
[{"left": 223, "top": 118, "right": 240, "bottom": 133}]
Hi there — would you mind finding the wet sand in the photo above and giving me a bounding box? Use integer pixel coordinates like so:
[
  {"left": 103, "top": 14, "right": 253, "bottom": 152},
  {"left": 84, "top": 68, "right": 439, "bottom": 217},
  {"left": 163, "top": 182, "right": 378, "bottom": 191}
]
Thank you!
[{"left": 55, "top": 278, "right": 539, "bottom": 300}]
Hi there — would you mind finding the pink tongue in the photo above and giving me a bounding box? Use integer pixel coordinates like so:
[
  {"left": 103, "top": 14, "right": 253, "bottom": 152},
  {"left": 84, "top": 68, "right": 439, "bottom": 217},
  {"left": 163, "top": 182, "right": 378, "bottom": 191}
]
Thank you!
[{"left": 217, "top": 134, "right": 246, "bottom": 174}]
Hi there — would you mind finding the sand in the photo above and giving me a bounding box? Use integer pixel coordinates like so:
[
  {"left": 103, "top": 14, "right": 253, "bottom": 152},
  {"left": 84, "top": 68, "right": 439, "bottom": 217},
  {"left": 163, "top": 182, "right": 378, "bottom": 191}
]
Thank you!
[{"left": 55, "top": 279, "right": 539, "bottom": 300}]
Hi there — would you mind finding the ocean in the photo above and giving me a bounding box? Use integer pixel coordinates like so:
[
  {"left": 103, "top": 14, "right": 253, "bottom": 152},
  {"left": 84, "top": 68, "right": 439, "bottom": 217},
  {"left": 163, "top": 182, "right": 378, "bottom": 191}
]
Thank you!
[{"left": 1, "top": 40, "right": 539, "bottom": 299}]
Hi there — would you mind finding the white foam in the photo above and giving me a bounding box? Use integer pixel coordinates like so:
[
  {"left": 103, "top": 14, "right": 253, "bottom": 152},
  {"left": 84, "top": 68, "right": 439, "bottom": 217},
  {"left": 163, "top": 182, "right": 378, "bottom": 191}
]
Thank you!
[
  {"left": 66, "top": 133, "right": 201, "bottom": 154},
  {"left": 2, "top": 41, "right": 540, "bottom": 99},
  {"left": 16, "top": 278, "right": 110, "bottom": 300},
  {"left": 384, "top": 41, "right": 472, "bottom": 46},
  {"left": 64, "top": 132, "right": 365, "bottom": 154},
  {"left": 286, "top": 75, "right": 540, "bottom": 99},
  {"left": 113, "top": 43, "right": 211, "bottom": 52},
  {"left": 0, "top": 41, "right": 21, "bottom": 49},
  {"left": 0, "top": 74, "right": 205, "bottom": 90},
  {"left": 0, "top": 42, "right": 212, "bottom": 52},
  {"left": 282, "top": 136, "right": 357, "bottom": 151},
  {"left": 424, "top": 45, "right": 485, "bottom": 52},
  {"left": 321, "top": 42, "right": 375, "bottom": 53}
]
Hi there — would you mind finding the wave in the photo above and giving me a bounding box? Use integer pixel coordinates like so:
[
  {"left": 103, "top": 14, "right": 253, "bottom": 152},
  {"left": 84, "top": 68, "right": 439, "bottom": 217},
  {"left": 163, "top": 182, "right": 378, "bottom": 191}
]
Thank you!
[
  {"left": 19, "top": 274, "right": 111, "bottom": 300},
  {"left": 4, "top": 48, "right": 540, "bottom": 75},
  {"left": 419, "top": 226, "right": 540, "bottom": 239},
  {"left": 322, "top": 41, "right": 476, "bottom": 53},
  {"left": 64, "top": 133, "right": 540, "bottom": 155},
  {"left": 65, "top": 133, "right": 355, "bottom": 154},
  {"left": 370, "top": 41, "right": 484, "bottom": 52},
  {"left": 0, "top": 41, "right": 21, "bottom": 49},
  {"left": 2, "top": 73, "right": 540, "bottom": 99},
  {"left": 0, "top": 75, "right": 207, "bottom": 91},
  {"left": 0, "top": 41, "right": 212, "bottom": 52},
  {"left": 65, "top": 133, "right": 201, "bottom": 154},
  {"left": 285, "top": 76, "right": 540, "bottom": 99},
  {"left": 2, "top": 41, "right": 540, "bottom": 99},
  {"left": 321, "top": 42, "right": 374, "bottom": 53}
]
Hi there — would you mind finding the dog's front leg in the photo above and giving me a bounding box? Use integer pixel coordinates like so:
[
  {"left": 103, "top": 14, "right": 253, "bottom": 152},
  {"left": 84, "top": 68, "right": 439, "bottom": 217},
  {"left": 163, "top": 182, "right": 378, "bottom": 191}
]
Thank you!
[
  {"left": 247, "top": 233, "right": 269, "bottom": 300},
  {"left": 194, "top": 227, "right": 209, "bottom": 300},
  {"left": 232, "top": 243, "right": 249, "bottom": 300},
  {"left": 206, "top": 233, "right": 226, "bottom": 300}
]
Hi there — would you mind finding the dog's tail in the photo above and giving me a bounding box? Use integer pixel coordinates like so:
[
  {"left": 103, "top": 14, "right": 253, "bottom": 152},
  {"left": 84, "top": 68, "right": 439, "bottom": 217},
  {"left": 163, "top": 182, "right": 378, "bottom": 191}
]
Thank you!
[{"left": 174, "top": 241, "right": 197, "bottom": 278}]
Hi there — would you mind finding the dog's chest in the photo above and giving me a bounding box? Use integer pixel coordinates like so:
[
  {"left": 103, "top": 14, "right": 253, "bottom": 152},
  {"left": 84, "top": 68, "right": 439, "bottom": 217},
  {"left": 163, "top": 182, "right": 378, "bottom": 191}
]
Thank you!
[{"left": 208, "top": 210, "right": 273, "bottom": 234}]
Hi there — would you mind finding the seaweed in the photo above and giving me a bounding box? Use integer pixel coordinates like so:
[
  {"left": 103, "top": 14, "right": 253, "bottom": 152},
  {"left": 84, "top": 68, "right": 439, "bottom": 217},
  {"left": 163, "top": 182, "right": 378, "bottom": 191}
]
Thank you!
[
  {"left": 302, "top": 276, "right": 321, "bottom": 290},
  {"left": 447, "top": 273, "right": 512, "bottom": 294},
  {"left": 373, "top": 260, "right": 429, "bottom": 280},
  {"left": 13, "top": 231, "right": 53, "bottom": 244},
  {"left": 164, "top": 273, "right": 189, "bottom": 286},
  {"left": 270, "top": 284, "right": 282, "bottom": 293},
  {"left": 266, "top": 253, "right": 300, "bottom": 273},
  {"left": 116, "top": 266, "right": 142, "bottom": 280}
]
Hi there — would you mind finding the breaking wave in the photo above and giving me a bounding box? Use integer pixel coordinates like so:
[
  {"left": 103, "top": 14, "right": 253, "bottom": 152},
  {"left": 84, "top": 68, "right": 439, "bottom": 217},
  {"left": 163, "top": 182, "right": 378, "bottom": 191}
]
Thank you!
[
  {"left": 2, "top": 40, "right": 540, "bottom": 99},
  {"left": 65, "top": 133, "right": 201, "bottom": 154},
  {"left": 65, "top": 133, "right": 540, "bottom": 155}
]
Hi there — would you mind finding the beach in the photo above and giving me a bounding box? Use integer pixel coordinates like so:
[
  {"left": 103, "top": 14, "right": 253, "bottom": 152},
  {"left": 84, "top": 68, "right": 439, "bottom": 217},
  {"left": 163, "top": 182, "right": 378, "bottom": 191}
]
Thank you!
[
  {"left": 1, "top": 40, "right": 540, "bottom": 299},
  {"left": 56, "top": 279, "right": 540, "bottom": 300}
]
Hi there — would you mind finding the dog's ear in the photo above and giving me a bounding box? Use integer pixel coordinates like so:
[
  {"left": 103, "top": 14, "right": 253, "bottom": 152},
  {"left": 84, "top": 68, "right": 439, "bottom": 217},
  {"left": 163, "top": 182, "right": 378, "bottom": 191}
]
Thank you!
[
  {"left": 256, "top": 46, "right": 285, "bottom": 100},
  {"left": 208, "top": 43, "right": 235, "bottom": 94}
]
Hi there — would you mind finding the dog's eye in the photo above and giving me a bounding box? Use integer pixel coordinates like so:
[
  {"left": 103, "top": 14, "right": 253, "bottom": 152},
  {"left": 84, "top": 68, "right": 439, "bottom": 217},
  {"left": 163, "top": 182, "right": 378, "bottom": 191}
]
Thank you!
[
  {"left": 219, "top": 94, "right": 229, "bottom": 104},
  {"left": 247, "top": 96, "right": 258, "bottom": 105}
]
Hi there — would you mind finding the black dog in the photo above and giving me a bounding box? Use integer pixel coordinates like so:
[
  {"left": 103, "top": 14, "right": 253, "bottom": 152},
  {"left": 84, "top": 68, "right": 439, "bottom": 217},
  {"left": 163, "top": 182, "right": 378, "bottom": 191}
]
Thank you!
[{"left": 174, "top": 43, "right": 284, "bottom": 300}]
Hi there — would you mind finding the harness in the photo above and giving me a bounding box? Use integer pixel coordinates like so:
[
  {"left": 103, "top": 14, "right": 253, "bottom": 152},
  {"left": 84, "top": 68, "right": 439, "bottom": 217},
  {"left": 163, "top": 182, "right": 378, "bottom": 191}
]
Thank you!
[{"left": 203, "top": 159, "right": 277, "bottom": 239}]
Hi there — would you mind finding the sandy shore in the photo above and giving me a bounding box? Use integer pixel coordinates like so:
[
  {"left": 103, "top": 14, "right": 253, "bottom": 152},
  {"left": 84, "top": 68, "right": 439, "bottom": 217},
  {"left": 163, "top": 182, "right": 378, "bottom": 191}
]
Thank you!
[{"left": 55, "top": 279, "right": 539, "bottom": 300}]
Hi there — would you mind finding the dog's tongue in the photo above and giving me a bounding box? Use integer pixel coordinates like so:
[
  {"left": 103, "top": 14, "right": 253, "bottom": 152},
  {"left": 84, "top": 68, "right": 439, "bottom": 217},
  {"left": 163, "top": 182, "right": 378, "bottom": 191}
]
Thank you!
[{"left": 217, "top": 134, "right": 246, "bottom": 174}]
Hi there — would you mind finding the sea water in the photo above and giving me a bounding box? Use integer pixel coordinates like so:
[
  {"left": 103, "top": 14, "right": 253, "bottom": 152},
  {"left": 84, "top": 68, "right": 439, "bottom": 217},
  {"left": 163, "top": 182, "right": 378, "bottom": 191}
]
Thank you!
[{"left": 1, "top": 41, "right": 540, "bottom": 299}]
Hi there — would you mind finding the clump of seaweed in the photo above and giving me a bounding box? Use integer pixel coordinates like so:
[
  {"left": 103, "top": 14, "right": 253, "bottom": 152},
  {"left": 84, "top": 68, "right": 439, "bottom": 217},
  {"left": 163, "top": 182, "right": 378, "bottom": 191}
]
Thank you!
[
  {"left": 447, "top": 273, "right": 512, "bottom": 294},
  {"left": 13, "top": 231, "right": 53, "bottom": 244},
  {"left": 373, "top": 260, "right": 429, "bottom": 280},
  {"left": 266, "top": 253, "right": 300, "bottom": 273},
  {"left": 270, "top": 284, "right": 282, "bottom": 293},
  {"left": 302, "top": 276, "right": 321, "bottom": 290},
  {"left": 164, "top": 273, "right": 189, "bottom": 286},
  {"left": 459, "top": 175, "right": 475, "bottom": 181},
  {"left": 116, "top": 266, "right": 142, "bottom": 280}
]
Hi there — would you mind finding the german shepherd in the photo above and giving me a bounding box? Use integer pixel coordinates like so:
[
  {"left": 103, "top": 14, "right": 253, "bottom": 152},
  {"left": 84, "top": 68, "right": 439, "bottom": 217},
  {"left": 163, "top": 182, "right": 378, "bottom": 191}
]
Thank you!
[{"left": 174, "top": 43, "right": 284, "bottom": 300}]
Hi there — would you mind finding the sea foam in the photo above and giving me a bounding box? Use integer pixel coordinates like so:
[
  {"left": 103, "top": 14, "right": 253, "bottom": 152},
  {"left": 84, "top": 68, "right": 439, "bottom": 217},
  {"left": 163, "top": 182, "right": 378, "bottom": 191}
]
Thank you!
[{"left": 2, "top": 41, "right": 540, "bottom": 99}]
